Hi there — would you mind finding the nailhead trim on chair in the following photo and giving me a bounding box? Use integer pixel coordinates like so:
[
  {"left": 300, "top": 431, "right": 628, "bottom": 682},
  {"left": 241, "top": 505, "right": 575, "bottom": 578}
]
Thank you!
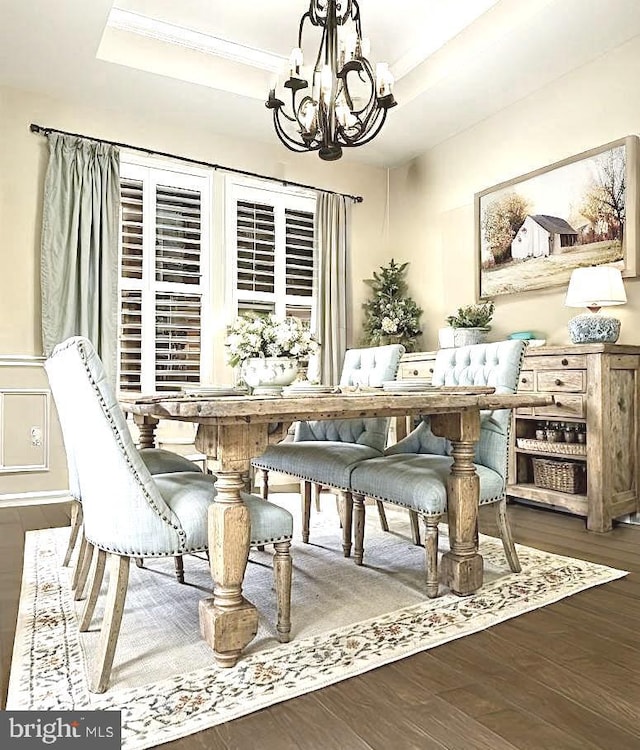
[
  {"left": 63, "top": 338, "right": 188, "bottom": 554},
  {"left": 250, "top": 461, "right": 351, "bottom": 493}
]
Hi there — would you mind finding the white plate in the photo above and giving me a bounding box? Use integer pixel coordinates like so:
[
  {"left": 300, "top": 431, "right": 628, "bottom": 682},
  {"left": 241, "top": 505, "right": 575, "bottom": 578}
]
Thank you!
[{"left": 283, "top": 385, "right": 334, "bottom": 394}]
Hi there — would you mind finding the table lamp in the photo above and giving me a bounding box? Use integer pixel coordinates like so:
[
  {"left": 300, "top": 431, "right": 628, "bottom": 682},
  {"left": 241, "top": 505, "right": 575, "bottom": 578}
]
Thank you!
[{"left": 565, "top": 265, "right": 627, "bottom": 343}]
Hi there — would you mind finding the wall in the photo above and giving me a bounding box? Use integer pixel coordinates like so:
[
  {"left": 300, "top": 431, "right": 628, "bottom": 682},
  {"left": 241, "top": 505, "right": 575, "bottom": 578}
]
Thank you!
[
  {"left": 390, "top": 34, "right": 640, "bottom": 350},
  {"left": 0, "top": 84, "right": 389, "bottom": 500}
]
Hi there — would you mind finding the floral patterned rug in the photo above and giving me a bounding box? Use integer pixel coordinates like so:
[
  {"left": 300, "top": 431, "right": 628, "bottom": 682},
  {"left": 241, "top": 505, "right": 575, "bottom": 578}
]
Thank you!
[{"left": 7, "top": 508, "right": 626, "bottom": 750}]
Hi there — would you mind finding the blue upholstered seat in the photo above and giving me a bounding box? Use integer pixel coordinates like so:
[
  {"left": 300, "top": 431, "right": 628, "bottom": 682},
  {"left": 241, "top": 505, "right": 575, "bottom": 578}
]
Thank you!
[
  {"left": 349, "top": 339, "right": 527, "bottom": 597},
  {"left": 251, "top": 344, "right": 405, "bottom": 555}
]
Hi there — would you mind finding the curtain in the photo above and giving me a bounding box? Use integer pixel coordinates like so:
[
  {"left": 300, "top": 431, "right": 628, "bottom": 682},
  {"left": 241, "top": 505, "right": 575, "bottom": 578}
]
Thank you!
[
  {"left": 315, "top": 192, "right": 351, "bottom": 385},
  {"left": 40, "top": 133, "right": 120, "bottom": 384}
]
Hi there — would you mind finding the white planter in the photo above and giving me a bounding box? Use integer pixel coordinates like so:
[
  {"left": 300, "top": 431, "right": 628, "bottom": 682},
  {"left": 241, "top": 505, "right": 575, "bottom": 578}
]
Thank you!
[
  {"left": 241, "top": 357, "right": 299, "bottom": 389},
  {"left": 451, "top": 327, "right": 489, "bottom": 347}
]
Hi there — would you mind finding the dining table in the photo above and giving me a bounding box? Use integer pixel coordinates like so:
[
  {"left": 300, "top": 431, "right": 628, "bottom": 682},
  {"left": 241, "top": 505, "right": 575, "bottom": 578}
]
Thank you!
[{"left": 120, "top": 386, "right": 553, "bottom": 668}]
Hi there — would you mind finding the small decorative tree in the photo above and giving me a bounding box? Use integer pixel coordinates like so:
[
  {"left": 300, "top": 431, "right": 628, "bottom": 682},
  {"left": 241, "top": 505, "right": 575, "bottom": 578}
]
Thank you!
[{"left": 362, "top": 259, "right": 423, "bottom": 352}]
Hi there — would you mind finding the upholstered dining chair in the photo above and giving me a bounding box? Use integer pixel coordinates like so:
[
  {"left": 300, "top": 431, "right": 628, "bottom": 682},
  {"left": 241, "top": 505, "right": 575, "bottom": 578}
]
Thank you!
[
  {"left": 64, "top": 446, "right": 203, "bottom": 591},
  {"left": 252, "top": 344, "right": 405, "bottom": 556},
  {"left": 45, "top": 336, "right": 294, "bottom": 693},
  {"left": 348, "top": 339, "right": 527, "bottom": 597}
]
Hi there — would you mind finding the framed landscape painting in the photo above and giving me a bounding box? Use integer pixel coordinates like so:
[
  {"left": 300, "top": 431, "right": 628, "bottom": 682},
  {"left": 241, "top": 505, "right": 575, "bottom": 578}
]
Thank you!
[{"left": 475, "top": 136, "right": 639, "bottom": 298}]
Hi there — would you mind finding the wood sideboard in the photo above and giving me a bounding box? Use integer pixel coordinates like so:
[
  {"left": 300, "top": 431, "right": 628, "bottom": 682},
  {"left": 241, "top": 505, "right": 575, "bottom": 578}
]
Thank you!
[{"left": 507, "top": 343, "right": 640, "bottom": 532}]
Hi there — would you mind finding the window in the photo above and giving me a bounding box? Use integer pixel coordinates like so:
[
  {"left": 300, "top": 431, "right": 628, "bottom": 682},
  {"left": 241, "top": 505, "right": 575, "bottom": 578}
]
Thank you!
[
  {"left": 118, "top": 161, "right": 211, "bottom": 392},
  {"left": 227, "top": 181, "right": 317, "bottom": 326}
]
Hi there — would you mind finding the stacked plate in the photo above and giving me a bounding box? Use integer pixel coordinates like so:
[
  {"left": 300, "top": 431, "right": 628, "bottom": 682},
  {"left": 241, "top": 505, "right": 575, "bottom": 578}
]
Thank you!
[
  {"left": 282, "top": 382, "right": 335, "bottom": 397},
  {"left": 382, "top": 379, "right": 434, "bottom": 392},
  {"left": 181, "top": 385, "right": 247, "bottom": 397}
]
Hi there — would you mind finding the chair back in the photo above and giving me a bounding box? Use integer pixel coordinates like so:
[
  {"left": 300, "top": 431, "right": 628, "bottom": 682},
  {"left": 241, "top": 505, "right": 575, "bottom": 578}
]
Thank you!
[
  {"left": 295, "top": 344, "right": 405, "bottom": 449},
  {"left": 45, "top": 337, "right": 186, "bottom": 555},
  {"left": 388, "top": 340, "right": 526, "bottom": 483}
]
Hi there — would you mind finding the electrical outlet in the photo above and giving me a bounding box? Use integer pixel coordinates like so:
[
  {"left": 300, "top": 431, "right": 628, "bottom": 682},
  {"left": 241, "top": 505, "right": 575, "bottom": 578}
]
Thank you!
[{"left": 30, "top": 426, "right": 42, "bottom": 447}]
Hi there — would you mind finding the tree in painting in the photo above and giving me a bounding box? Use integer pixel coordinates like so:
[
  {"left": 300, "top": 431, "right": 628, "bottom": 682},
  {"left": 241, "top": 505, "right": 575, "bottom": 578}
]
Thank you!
[
  {"left": 481, "top": 192, "right": 531, "bottom": 268},
  {"left": 579, "top": 148, "right": 626, "bottom": 243}
]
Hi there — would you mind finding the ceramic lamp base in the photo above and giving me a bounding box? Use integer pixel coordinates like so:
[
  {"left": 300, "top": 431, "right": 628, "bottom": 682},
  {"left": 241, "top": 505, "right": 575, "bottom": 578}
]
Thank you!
[{"left": 567, "top": 313, "right": 621, "bottom": 344}]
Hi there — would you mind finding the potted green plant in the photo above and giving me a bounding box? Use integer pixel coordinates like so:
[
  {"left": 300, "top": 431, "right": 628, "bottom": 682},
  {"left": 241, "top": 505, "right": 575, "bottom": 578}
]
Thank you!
[{"left": 440, "top": 301, "right": 494, "bottom": 347}]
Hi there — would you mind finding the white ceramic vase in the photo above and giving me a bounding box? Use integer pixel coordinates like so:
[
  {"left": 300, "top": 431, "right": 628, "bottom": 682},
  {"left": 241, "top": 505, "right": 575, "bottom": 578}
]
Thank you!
[{"left": 241, "top": 357, "right": 299, "bottom": 389}]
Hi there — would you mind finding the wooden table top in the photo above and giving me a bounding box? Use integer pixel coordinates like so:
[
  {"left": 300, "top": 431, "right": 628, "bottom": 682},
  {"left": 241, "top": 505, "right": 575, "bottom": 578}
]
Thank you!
[{"left": 120, "top": 387, "right": 553, "bottom": 425}]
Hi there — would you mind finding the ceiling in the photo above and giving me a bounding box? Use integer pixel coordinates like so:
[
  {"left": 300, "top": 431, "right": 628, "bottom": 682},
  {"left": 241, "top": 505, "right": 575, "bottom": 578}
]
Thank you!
[{"left": 2, "top": 0, "right": 640, "bottom": 167}]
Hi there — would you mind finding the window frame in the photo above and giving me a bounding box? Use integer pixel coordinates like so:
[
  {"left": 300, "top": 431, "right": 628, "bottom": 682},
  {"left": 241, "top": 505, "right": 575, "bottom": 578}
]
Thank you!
[
  {"left": 225, "top": 177, "right": 317, "bottom": 328},
  {"left": 117, "top": 155, "right": 213, "bottom": 393}
]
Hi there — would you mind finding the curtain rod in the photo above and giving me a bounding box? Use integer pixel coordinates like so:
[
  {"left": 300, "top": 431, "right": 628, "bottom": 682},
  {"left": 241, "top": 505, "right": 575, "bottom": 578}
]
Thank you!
[{"left": 29, "top": 123, "right": 364, "bottom": 203}]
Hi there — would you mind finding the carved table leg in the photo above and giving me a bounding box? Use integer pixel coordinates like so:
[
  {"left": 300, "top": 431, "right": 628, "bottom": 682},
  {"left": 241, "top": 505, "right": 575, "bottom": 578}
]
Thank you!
[
  {"left": 199, "top": 470, "right": 258, "bottom": 667},
  {"left": 133, "top": 414, "right": 159, "bottom": 449},
  {"left": 431, "top": 411, "right": 483, "bottom": 596}
]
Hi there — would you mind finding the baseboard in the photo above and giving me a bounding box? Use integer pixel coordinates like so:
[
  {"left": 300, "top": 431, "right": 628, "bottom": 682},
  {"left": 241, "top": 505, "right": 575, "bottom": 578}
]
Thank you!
[{"left": 0, "top": 489, "right": 71, "bottom": 508}]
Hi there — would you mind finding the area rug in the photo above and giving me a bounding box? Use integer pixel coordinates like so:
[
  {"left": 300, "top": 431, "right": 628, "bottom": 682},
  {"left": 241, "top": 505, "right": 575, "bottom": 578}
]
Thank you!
[{"left": 7, "top": 495, "right": 627, "bottom": 750}]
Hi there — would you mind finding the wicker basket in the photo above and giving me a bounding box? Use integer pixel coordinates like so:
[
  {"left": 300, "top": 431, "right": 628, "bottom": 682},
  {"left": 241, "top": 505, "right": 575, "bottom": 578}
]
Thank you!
[
  {"left": 532, "top": 457, "right": 587, "bottom": 494},
  {"left": 517, "top": 438, "right": 586, "bottom": 456}
]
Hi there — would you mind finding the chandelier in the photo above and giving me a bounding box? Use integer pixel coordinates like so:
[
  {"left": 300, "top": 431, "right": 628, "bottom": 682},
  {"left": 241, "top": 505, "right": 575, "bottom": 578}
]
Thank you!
[{"left": 266, "top": 0, "right": 397, "bottom": 161}]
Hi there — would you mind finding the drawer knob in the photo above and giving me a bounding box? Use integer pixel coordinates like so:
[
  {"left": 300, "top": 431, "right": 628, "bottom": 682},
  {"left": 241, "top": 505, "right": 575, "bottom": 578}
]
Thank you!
[
  {"left": 413, "top": 369, "right": 419, "bottom": 376},
  {"left": 555, "top": 400, "right": 563, "bottom": 407},
  {"left": 521, "top": 377, "right": 528, "bottom": 384},
  {"left": 554, "top": 378, "right": 562, "bottom": 386},
  {"left": 429, "top": 368, "right": 433, "bottom": 373},
  {"left": 561, "top": 358, "right": 569, "bottom": 366}
]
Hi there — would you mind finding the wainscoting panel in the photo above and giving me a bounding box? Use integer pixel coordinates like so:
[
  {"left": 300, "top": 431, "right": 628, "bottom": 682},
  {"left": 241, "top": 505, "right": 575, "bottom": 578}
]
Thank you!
[{"left": 0, "top": 356, "right": 68, "bottom": 503}]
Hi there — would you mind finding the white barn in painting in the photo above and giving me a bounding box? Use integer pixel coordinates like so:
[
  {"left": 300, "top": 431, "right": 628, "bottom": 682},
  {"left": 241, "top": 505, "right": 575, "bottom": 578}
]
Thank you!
[{"left": 511, "top": 214, "right": 578, "bottom": 259}]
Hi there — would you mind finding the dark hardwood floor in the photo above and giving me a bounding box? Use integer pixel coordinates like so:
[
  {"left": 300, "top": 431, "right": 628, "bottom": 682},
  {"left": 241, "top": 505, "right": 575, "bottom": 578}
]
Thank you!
[{"left": 2, "top": 499, "right": 639, "bottom": 749}]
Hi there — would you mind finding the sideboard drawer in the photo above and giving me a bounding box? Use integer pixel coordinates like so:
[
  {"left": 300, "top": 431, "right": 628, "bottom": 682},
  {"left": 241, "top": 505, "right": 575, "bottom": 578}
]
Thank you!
[
  {"left": 533, "top": 393, "right": 585, "bottom": 419},
  {"left": 526, "top": 354, "right": 587, "bottom": 370},
  {"left": 398, "top": 360, "right": 435, "bottom": 381},
  {"left": 518, "top": 371, "right": 534, "bottom": 390},
  {"left": 536, "top": 370, "right": 586, "bottom": 393}
]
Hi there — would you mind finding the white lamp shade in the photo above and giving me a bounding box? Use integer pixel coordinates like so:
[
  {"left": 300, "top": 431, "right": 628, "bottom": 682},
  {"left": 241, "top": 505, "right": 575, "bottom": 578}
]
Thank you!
[{"left": 565, "top": 266, "right": 627, "bottom": 308}]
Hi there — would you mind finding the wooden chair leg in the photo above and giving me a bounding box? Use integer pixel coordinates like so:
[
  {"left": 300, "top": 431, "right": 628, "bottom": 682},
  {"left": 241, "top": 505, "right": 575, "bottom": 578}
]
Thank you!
[
  {"left": 353, "top": 494, "right": 366, "bottom": 566},
  {"left": 495, "top": 498, "right": 521, "bottom": 573},
  {"left": 424, "top": 515, "right": 441, "bottom": 598},
  {"left": 301, "top": 481, "right": 312, "bottom": 543},
  {"left": 74, "top": 541, "right": 94, "bottom": 601},
  {"left": 336, "top": 494, "right": 343, "bottom": 528},
  {"left": 174, "top": 555, "right": 185, "bottom": 584},
  {"left": 80, "top": 548, "right": 106, "bottom": 631},
  {"left": 313, "top": 483, "right": 322, "bottom": 512},
  {"left": 341, "top": 491, "right": 353, "bottom": 558},
  {"left": 273, "top": 540, "right": 292, "bottom": 643},
  {"left": 90, "top": 553, "right": 130, "bottom": 694},
  {"left": 261, "top": 469, "right": 269, "bottom": 500},
  {"left": 376, "top": 501, "right": 389, "bottom": 532},
  {"left": 71, "top": 531, "right": 87, "bottom": 590},
  {"left": 409, "top": 510, "right": 422, "bottom": 546},
  {"left": 64, "top": 500, "right": 82, "bottom": 566}
]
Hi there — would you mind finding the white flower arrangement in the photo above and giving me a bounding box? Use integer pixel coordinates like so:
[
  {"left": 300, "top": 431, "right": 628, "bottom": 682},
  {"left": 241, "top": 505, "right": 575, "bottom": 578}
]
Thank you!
[{"left": 225, "top": 314, "right": 317, "bottom": 368}]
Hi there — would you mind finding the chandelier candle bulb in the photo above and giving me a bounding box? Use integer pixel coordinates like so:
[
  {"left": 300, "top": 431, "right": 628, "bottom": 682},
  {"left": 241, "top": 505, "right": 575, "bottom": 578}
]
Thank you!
[{"left": 289, "top": 47, "right": 303, "bottom": 77}]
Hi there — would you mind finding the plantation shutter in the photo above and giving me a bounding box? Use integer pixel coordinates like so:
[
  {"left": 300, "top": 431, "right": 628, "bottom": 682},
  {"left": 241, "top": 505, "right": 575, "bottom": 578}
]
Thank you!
[
  {"left": 119, "top": 289, "right": 143, "bottom": 391},
  {"left": 155, "top": 292, "right": 201, "bottom": 390},
  {"left": 231, "top": 183, "right": 317, "bottom": 323},
  {"left": 121, "top": 178, "right": 144, "bottom": 280},
  {"left": 155, "top": 184, "right": 202, "bottom": 285},
  {"left": 285, "top": 208, "right": 314, "bottom": 297},
  {"left": 236, "top": 200, "right": 275, "bottom": 294},
  {"left": 118, "top": 164, "right": 210, "bottom": 393}
]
